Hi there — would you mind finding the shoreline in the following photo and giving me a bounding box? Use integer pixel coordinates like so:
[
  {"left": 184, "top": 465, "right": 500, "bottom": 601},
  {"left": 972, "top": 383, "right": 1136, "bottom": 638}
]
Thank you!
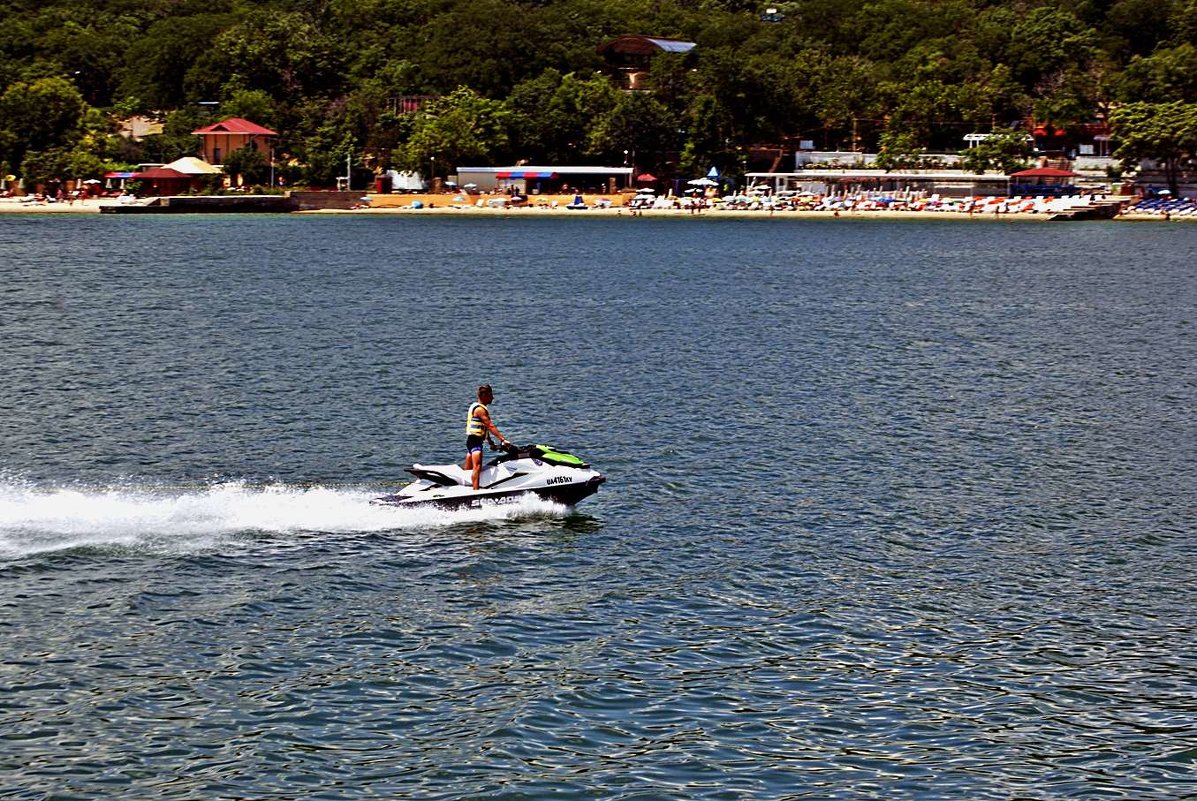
[{"left": 0, "top": 195, "right": 1186, "bottom": 222}]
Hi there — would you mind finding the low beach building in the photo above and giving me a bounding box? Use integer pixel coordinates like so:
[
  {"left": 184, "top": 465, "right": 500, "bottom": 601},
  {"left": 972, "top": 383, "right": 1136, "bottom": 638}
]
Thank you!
[
  {"left": 128, "top": 166, "right": 193, "bottom": 196},
  {"left": 748, "top": 169, "right": 1010, "bottom": 198},
  {"left": 455, "top": 166, "right": 634, "bottom": 195},
  {"left": 1008, "top": 166, "right": 1083, "bottom": 197}
]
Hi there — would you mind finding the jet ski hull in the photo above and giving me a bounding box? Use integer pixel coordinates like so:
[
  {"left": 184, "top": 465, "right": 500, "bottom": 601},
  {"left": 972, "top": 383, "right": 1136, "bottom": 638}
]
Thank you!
[
  {"left": 371, "top": 474, "right": 605, "bottom": 510},
  {"left": 371, "top": 444, "right": 605, "bottom": 510}
]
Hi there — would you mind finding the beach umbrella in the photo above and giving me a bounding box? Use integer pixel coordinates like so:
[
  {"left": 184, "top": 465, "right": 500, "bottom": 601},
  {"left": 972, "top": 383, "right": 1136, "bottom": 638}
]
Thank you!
[
  {"left": 688, "top": 177, "right": 718, "bottom": 187},
  {"left": 636, "top": 187, "right": 656, "bottom": 194},
  {"left": 635, "top": 172, "right": 657, "bottom": 182},
  {"left": 464, "top": 183, "right": 478, "bottom": 189},
  {"left": 706, "top": 166, "right": 720, "bottom": 179}
]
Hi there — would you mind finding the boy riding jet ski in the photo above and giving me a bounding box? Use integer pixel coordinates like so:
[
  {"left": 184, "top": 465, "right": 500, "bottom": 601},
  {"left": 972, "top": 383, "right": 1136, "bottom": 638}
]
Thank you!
[
  {"left": 372, "top": 384, "right": 605, "bottom": 509},
  {"left": 371, "top": 442, "right": 606, "bottom": 509}
]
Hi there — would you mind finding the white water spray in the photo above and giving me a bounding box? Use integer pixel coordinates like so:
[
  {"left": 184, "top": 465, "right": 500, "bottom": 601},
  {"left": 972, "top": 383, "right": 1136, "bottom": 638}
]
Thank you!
[{"left": 0, "top": 480, "right": 567, "bottom": 559}]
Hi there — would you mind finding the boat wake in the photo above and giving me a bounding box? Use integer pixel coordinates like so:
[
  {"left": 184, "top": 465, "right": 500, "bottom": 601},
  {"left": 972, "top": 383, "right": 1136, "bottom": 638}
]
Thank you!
[{"left": 0, "top": 479, "right": 569, "bottom": 560}]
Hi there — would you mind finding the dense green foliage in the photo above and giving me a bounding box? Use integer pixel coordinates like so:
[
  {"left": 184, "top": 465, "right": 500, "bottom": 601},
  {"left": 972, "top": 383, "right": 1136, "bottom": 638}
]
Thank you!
[{"left": 3, "top": 0, "right": 1197, "bottom": 185}]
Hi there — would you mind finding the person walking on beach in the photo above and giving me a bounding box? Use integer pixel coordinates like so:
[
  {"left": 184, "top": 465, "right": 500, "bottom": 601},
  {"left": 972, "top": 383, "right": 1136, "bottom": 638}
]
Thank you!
[{"left": 463, "top": 384, "right": 510, "bottom": 490}]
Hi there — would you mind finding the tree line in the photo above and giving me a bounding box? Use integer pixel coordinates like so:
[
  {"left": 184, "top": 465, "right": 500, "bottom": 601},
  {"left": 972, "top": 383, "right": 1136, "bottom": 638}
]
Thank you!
[{"left": 2, "top": 0, "right": 1196, "bottom": 189}]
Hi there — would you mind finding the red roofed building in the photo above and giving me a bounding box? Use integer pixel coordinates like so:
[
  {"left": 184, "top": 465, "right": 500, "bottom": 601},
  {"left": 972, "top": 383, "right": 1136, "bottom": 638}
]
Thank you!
[
  {"left": 1008, "top": 166, "right": 1082, "bottom": 196},
  {"left": 129, "top": 166, "right": 193, "bottom": 196},
  {"left": 191, "top": 117, "right": 278, "bottom": 166},
  {"left": 1009, "top": 167, "right": 1081, "bottom": 183}
]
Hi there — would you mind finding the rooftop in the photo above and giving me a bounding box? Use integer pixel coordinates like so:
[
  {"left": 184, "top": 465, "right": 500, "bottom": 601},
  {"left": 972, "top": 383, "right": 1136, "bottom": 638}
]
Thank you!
[{"left": 191, "top": 117, "right": 278, "bottom": 137}]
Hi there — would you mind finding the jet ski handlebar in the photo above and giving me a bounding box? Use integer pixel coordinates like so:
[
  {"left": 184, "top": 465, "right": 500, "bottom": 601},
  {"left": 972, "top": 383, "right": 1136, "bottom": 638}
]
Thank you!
[
  {"left": 489, "top": 443, "right": 592, "bottom": 469},
  {"left": 492, "top": 441, "right": 531, "bottom": 459}
]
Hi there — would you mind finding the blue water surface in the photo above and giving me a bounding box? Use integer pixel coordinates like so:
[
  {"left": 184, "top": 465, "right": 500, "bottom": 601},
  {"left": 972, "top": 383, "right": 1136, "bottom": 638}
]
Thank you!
[{"left": 1, "top": 214, "right": 1195, "bottom": 799}]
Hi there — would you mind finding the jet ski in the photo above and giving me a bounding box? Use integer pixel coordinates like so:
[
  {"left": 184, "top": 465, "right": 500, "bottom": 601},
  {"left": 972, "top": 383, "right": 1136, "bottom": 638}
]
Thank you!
[{"left": 371, "top": 443, "right": 606, "bottom": 510}]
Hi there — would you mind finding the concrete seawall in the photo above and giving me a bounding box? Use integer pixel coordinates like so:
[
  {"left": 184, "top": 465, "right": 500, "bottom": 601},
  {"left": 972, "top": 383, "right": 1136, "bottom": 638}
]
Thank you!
[{"left": 100, "top": 195, "right": 298, "bottom": 214}]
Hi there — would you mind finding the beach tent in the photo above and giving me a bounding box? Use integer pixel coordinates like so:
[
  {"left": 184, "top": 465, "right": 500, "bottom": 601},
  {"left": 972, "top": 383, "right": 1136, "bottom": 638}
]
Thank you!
[
  {"left": 164, "top": 156, "right": 222, "bottom": 175},
  {"left": 102, "top": 170, "right": 136, "bottom": 190},
  {"left": 385, "top": 170, "right": 426, "bottom": 192}
]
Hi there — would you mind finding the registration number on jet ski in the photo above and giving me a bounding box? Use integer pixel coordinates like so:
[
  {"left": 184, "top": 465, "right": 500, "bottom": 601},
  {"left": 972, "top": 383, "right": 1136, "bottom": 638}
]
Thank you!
[{"left": 546, "top": 476, "right": 573, "bottom": 485}]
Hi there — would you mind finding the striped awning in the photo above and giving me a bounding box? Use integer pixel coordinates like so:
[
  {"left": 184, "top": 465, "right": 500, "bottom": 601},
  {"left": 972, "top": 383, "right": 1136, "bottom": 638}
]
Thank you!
[{"left": 495, "top": 171, "right": 557, "bottom": 179}]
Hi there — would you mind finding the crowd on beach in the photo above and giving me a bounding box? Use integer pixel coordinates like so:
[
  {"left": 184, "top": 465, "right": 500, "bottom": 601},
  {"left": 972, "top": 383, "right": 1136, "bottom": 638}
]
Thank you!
[
  {"left": 350, "top": 186, "right": 1192, "bottom": 220},
  {"left": 1, "top": 186, "right": 96, "bottom": 205},
  {"left": 627, "top": 190, "right": 1110, "bottom": 215},
  {"left": 1127, "top": 195, "right": 1197, "bottom": 219},
  {"left": 2, "top": 184, "right": 1194, "bottom": 219}
]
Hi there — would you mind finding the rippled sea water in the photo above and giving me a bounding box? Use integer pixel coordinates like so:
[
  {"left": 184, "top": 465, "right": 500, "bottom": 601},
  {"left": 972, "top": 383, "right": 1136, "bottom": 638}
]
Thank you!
[{"left": 2, "top": 214, "right": 1195, "bottom": 799}]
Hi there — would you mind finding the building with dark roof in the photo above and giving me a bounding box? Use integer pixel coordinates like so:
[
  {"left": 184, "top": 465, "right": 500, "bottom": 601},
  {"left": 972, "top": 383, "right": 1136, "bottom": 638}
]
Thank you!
[{"left": 597, "top": 35, "right": 696, "bottom": 91}]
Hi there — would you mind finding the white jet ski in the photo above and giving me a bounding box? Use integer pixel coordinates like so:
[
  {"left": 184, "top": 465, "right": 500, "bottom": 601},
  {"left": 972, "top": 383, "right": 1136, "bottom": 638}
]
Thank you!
[{"left": 371, "top": 443, "right": 606, "bottom": 510}]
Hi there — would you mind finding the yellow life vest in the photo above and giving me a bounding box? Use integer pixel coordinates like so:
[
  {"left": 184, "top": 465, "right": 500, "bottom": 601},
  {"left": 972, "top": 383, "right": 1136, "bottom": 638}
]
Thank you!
[{"left": 465, "top": 402, "right": 488, "bottom": 437}]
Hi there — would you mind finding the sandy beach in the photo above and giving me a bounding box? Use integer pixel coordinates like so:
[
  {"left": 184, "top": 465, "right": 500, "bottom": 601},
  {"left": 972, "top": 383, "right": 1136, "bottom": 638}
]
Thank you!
[
  {"left": 0, "top": 196, "right": 109, "bottom": 213},
  {"left": 0, "top": 193, "right": 1182, "bottom": 221}
]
